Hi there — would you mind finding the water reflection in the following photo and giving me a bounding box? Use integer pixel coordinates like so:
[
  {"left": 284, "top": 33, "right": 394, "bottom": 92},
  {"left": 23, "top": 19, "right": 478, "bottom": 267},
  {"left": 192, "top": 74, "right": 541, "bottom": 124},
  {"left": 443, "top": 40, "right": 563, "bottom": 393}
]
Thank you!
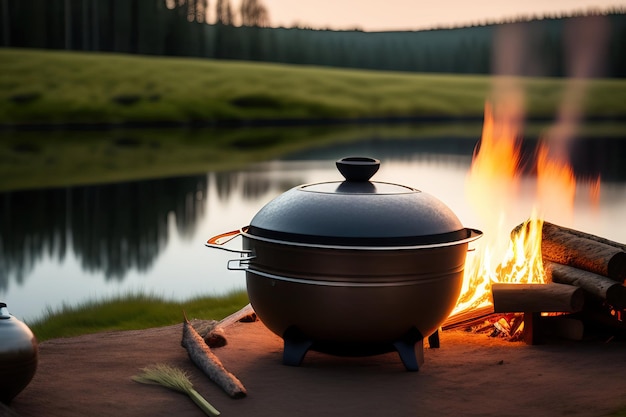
[
  {"left": 283, "top": 136, "right": 477, "bottom": 162},
  {"left": 286, "top": 135, "right": 626, "bottom": 182},
  {"left": 0, "top": 170, "right": 310, "bottom": 290},
  {"left": 1, "top": 133, "right": 625, "bottom": 321},
  {"left": 1, "top": 188, "right": 69, "bottom": 287},
  {"left": 0, "top": 176, "right": 208, "bottom": 287}
]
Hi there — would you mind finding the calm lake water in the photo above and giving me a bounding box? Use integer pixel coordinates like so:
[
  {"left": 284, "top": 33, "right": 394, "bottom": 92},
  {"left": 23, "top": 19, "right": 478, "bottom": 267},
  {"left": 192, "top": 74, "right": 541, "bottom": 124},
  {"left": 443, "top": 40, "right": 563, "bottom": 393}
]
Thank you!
[{"left": 2, "top": 132, "right": 626, "bottom": 321}]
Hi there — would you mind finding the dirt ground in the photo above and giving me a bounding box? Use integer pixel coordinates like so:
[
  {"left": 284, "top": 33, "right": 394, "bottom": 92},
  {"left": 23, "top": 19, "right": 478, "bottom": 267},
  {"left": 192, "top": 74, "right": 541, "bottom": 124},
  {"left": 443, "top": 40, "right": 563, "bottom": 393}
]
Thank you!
[{"left": 7, "top": 318, "right": 626, "bottom": 417}]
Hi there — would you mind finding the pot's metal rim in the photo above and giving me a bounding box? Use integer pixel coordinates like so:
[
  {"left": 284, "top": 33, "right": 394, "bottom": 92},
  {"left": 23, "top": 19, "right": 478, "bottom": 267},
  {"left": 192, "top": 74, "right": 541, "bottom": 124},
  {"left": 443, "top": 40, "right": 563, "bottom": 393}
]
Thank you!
[
  {"left": 297, "top": 180, "right": 419, "bottom": 195},
  {"left": 241, "top": 226, "right": 483, "bottom": 251},
  {"left": 245, "top": 268, "right": 460, "bottom": 287}
]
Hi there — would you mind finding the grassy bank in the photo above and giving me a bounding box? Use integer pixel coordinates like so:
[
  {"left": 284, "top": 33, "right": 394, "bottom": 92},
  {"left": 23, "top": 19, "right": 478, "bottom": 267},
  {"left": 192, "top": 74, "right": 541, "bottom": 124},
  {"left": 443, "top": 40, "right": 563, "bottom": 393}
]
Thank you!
[
  {"left": 2, "top": 48, "right": 626, "bottom": 126},
  {"left": 2, "top": 48, "right": 626, "bottom": 192},
  {"left": 27, "top": 290, "right": 249, "bottom": 342}
]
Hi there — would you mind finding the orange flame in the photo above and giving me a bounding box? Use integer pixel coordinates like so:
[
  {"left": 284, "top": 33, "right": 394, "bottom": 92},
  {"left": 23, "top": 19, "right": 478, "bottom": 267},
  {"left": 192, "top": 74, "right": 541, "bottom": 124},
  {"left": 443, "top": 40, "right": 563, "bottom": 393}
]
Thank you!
[
  {"left": 453, "top": 101, "right": 526, "bottom": 314},
  {"left": 536, "top": 143, "right": 576, "bottom": 222},
  {"left": 451, "top": 101, "right": 592, "bottom": 317},
  {"left": 496, "top": 215, "right": 545, "bottom": 285},
  {"left": 451, "top": 14, "right": 609, "bottom": 321}
]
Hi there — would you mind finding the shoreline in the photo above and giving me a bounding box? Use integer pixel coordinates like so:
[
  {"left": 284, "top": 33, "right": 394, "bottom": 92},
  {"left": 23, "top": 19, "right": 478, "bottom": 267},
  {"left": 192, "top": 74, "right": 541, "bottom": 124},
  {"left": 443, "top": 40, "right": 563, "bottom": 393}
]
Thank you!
[{"left": 2, "top": 115, "right": 626, "bottom": 132}]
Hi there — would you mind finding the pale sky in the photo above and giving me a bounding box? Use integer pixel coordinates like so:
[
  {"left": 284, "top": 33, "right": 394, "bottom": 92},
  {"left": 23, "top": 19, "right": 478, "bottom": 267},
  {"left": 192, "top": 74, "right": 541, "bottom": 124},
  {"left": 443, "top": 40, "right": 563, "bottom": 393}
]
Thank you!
[{"left": 231, "top": 0, "right": 626, "bottom": 31}]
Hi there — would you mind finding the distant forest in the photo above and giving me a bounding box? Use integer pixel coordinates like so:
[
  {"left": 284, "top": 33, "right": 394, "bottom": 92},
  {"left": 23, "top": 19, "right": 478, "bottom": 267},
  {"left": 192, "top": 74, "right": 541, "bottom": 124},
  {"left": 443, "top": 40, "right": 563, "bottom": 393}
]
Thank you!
[{"left": 1, "top": 0, "right": 625, "bottom": 78}]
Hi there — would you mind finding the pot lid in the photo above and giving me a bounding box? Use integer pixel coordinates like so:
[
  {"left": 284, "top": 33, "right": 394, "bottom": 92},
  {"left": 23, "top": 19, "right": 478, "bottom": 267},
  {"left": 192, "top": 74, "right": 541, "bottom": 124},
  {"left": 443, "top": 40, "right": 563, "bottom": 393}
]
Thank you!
[{"left": 248, "top": 157, "right": 474, "bottom": 246}]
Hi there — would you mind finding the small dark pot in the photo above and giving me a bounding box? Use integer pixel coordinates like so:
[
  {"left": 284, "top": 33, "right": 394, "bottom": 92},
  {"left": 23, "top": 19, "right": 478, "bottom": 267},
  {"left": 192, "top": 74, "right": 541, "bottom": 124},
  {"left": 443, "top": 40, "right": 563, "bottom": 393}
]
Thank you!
[{"left": 0, "top": 303, "right": 38, "bottom": 404}]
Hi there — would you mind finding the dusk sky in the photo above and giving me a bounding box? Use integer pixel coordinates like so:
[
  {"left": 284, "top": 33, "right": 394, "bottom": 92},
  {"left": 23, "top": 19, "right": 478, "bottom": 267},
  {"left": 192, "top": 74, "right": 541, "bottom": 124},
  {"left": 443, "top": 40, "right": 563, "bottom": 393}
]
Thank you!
[{"left": 239, "top": 0, "right": 626, "bottom": 31}]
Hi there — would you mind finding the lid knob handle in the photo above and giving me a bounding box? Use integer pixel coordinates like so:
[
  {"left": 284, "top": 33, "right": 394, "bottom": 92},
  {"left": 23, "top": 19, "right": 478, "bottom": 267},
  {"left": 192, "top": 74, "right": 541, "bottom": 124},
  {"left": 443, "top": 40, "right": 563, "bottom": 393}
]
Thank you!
[
  {"left": 336, "top": 157, "right": 380, "bottom": 182},
  {"left": 0, "top": 302, "right": 10, "bottom": 319}
]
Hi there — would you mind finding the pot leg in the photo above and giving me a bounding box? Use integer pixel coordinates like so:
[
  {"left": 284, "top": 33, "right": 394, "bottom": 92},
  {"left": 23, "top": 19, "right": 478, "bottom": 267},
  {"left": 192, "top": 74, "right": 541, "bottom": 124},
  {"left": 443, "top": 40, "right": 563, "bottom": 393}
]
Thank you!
[
  {"left": 428, "top": 330, "right": 440, "bottom": 348},
  {"left": 392, "top": 327, "right": 424, "bottom": 372},
  {"left": 282, "top": 326, "right": 314, "bottom": 367}
]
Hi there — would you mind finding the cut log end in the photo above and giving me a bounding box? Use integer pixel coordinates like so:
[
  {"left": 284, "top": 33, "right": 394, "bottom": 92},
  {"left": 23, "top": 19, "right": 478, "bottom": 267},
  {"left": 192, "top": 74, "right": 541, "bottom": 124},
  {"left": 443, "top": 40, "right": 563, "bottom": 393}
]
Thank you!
[
  {"left": 492, "top": 283, "right": 584, "bottom": 313},
  {"left": 606, "top": 284, "right": 626, "bottom": 310},
  {"left": 608, "top": 252, "right": 626, "bottom": 283}
]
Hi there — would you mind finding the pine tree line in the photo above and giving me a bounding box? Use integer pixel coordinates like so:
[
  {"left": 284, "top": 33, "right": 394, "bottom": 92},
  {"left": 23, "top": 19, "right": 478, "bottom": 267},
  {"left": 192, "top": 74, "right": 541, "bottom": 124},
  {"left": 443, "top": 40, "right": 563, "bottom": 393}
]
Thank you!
[{"left": 0, "top": 1, "right": 624, "bottom": 77}]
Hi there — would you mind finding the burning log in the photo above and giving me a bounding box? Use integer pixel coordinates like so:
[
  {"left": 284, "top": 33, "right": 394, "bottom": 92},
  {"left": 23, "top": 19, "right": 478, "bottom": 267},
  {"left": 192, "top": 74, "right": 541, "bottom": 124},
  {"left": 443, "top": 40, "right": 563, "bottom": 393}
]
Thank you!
[
  {"left": 537, "top": 222, "right": 626, "bottom": 282},
  {"left": 544, "top": 261, "right": 626, "bottom": 309},
  {"left": 491, "top": 283, "right": 584, "bottom": 313},
  {"left": 490, "top": 283, "right": 585, "bottom": 345},
  {"left": 491, "top": 284, "right": 585, "bottom": 345},
  {"left": 442, "top": 305, "right": 495, "bottom": 330}
]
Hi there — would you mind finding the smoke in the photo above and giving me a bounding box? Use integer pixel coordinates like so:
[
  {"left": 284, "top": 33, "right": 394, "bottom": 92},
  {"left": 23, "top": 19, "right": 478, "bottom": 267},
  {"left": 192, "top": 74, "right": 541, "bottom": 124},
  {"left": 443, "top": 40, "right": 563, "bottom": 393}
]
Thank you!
[
  {"left": 490, "top": 22, "right": 528, "bottom": 135},
  {"left": 547, "top": 15, "right": 610, "bottom": 162},
  {"left": 488, "top": 16, "right": 610, "bottom": 220},
  {"left": 491, "top": 16, "right": 611, "bottom": 150}
]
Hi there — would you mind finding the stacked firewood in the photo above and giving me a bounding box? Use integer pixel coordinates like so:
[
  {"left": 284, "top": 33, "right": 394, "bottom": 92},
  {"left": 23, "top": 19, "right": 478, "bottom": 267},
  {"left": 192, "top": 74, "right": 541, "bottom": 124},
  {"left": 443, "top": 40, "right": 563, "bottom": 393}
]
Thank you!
[
  {"left": 540, "top": 222, "right": 626, "bottom": 309},
  {"left": 537, "top": 222, "right": 626, "bottom": 341},
  {"left": 497, "top": 222, "right": 626, "bottom": 343},
  {"left": 444, "top": 222, "right": 626, "bottom": 344}
]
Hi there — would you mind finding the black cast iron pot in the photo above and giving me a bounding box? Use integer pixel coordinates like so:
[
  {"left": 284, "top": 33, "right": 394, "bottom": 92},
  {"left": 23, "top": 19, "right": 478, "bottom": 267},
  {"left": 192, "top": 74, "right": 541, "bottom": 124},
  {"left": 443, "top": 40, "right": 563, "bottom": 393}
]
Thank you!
[{"left": 206, "top": 157, "right": 482, "bottom": 370}]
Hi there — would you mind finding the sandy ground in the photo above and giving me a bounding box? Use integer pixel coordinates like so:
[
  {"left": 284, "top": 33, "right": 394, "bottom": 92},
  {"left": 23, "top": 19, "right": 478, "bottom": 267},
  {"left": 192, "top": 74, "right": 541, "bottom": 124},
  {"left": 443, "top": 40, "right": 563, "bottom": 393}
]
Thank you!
[{"left": 6, "top": 319, "right": 626, "bottom": 417}]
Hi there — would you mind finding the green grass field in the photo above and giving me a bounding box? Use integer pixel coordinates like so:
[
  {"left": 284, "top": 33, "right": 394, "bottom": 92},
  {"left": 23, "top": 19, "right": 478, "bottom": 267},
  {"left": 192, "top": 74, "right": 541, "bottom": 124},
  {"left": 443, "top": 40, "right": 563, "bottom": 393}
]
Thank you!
[
  {"left": 1, "top": 48, "right": 489, "bottom": 125},
  {"left": 2, "top": 48, "right": 626, "bottom": 192},
  {"left": 2, "top": 48, "right": 626, "bottom": 126}
]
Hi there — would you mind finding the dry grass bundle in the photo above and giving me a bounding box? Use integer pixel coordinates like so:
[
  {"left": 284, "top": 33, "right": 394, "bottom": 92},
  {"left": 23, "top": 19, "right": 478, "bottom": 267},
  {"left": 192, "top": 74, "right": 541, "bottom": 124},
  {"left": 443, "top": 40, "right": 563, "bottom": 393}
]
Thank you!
[{"left": 132, "top": 363, "right": 220, "bottom": 416}]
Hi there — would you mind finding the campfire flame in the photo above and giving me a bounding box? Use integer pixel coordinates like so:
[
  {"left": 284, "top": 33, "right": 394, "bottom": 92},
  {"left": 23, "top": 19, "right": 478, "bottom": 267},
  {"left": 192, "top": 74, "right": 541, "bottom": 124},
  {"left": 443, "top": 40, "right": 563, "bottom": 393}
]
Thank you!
[
  {"left": 449, "top": 15, "right": 610, "bottom": 329},
  {"left": 536, "top": 143, "right": 577, "bottom": 223},
  {"left": 451, "top": 101, "right": 593, "bottom": 317}
]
